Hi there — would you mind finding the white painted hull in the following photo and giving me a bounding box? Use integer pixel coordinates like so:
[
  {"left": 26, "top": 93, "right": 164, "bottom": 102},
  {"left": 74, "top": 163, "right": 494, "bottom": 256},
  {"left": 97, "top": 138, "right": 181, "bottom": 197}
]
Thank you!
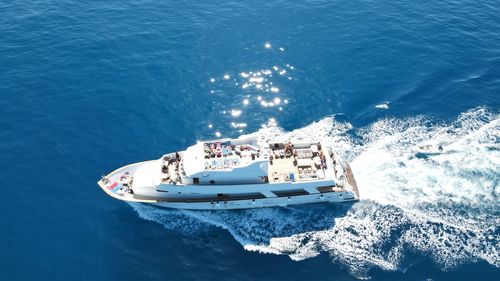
[{"left": 149, "top": 191, "right": 357, "bottom": 210}]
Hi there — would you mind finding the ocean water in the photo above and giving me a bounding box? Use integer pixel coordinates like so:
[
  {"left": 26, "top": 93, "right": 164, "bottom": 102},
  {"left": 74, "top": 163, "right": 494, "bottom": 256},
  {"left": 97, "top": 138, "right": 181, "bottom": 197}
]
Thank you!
[{"left": 0, "top": 0, "right": 499, "bottom": 280}]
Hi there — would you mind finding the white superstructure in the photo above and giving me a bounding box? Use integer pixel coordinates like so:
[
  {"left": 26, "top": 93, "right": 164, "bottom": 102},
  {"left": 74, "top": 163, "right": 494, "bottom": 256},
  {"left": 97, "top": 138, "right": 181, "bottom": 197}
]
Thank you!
[{"left": 97, "top": 135, "right": 359, "bottom": 210}]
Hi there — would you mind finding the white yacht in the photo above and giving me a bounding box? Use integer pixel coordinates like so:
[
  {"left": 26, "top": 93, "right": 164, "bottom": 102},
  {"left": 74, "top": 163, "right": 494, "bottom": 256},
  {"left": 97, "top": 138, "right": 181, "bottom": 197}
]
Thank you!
[{"left": 97, "top": 135, "right": 359, "bottom": 210}]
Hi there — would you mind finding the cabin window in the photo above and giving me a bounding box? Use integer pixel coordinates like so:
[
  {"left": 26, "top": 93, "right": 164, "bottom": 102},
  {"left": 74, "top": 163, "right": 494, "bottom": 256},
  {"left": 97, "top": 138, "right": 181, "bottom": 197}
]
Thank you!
[
  {"left": 273, "top": 189, "right": 308, "bottom": 197},
  {"left": 193, "top": 178, "right": 199, "bottom": 184},
  {"left": 317, "top": 186, "right": 336, "bottom": 193},
  {"left": 209, "top": 180, "right": 215, "bottom": 184}
]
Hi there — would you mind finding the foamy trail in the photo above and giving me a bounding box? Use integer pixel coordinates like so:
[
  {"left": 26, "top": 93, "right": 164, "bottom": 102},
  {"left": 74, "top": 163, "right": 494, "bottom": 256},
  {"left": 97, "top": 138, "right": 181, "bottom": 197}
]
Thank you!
[{"left": 130, "top": 107, "right": 499, "bottom": 278}]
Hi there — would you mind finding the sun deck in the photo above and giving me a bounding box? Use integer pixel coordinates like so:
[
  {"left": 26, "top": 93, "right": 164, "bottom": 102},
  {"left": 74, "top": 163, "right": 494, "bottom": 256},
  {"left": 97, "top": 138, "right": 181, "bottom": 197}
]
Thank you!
[
  {"left": 268, "top": 142, "right": 330, "bottom": 183},
  {"left": 202, "top": 141, "right": 261, "bottom": 171}
]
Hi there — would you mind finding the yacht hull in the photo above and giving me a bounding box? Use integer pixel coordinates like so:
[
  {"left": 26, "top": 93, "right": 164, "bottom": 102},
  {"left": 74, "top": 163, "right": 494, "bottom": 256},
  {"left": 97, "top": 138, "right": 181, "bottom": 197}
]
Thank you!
[
  {"left": 149, "top": 192, "right": 357, "bottom": 210},
  {"left": 97, "top": 178, "right": 357, "bottom": 210}
]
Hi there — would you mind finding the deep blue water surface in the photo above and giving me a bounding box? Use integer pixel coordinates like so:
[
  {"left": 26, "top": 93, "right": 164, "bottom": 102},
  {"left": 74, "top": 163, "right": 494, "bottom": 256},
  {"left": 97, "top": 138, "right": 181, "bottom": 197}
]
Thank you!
[{"left": 1, "top": 1, "right": 499, "bottom": 280}]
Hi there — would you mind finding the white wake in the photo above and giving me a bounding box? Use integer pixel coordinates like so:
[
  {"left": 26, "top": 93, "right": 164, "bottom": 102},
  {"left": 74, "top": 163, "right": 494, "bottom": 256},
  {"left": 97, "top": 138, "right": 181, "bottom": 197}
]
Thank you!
[{"left": 130, "top": 107, "right": 499, "bottom": 278}]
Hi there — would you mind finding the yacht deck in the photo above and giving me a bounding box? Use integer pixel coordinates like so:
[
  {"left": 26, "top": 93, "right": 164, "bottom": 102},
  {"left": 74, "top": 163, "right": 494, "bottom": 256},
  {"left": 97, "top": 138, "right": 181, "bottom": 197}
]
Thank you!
[{"left": 268, "top": 142, "right": 329, "bottom": 183}]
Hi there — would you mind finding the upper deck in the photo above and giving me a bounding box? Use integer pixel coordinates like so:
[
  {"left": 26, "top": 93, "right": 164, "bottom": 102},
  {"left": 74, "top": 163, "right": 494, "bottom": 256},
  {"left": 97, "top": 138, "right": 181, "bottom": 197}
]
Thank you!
[
  {"left": 201, "top": 141, "right": 261, "bottom": 171},
  {"left": 171, "top": 136, "right": 341, "bottom": 186},
  {"left": 268, "top": 142, "right": 333, "bottom": 183}
]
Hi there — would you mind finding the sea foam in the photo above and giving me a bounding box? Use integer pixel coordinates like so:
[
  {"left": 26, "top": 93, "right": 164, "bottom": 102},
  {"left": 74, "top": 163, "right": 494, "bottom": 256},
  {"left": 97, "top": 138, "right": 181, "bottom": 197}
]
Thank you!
[{"left": 130, "top": 107, "right": 499, "bottom": 278}]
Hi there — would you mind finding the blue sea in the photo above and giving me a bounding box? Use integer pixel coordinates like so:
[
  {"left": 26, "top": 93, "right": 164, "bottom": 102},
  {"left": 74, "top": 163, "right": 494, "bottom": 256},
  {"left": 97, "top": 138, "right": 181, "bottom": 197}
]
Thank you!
[{"left": 1, "top": 0, "right": 499, "bottom": 280}]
